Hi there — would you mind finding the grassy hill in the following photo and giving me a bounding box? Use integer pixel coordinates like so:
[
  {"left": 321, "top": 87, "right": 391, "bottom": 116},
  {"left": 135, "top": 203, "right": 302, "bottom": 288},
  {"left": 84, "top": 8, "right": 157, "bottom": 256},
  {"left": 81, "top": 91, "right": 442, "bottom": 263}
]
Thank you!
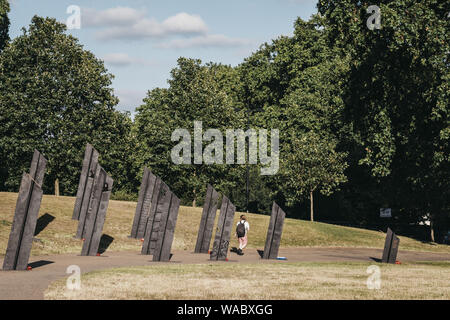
[{"left": 0, "top": 192, "right": 448, "bottom": 257}]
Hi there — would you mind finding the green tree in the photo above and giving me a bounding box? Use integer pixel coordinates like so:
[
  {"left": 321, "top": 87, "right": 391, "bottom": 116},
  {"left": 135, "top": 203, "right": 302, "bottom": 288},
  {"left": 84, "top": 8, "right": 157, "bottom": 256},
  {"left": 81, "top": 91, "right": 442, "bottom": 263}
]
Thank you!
[
  {"left": 318, "top": 0, "right": 450, "bottom": 241},
  {"left": 0, "top": 0, "right": 9, "bottom": 51},
  {"left": 238, "top": 16, "right": 351, "bottom": 218},
  {"left": 0, "top": 16, "right": 133, "bottom": 195},
  {"left": 133, "top": 58, "right": 245, "bottom": 205},
  {"left": 283, "top": 132, "right": 348, "bottom": 221},
  {"left": 279, "top": 49, "right": 350, "bottom": 221}
]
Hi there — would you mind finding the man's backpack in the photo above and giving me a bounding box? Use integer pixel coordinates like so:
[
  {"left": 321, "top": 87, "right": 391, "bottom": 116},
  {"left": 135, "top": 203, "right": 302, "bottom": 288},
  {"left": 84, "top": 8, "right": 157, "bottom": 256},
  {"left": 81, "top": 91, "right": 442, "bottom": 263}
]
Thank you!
[{"left": 236, "top": 221, "right": 246, "bottom": 238}]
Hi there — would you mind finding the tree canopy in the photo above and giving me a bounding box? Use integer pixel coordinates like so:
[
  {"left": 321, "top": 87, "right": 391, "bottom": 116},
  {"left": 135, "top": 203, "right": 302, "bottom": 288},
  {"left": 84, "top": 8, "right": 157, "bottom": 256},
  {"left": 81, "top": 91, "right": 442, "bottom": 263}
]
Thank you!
[
  {"left": 318, "top": 0, "right": 449, "bottom": 240},
  {"left": 0, "top": 0, "right": 10, "bottom": 51},
  {"left": 0, "top": 1, "right": 448, "bottom": 242},
  {"left": 132, "top": 58, "right": 245, "bottom": 206},
  {"left": 0, "top": 16, "right": 133, "bottom": 195}
]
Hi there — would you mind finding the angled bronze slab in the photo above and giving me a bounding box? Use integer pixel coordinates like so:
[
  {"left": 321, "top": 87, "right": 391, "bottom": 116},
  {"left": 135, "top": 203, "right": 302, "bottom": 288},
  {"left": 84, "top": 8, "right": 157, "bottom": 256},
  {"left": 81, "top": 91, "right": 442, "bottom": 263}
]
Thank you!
[
  {"left": 130, "top": 167, "right": 160, "bottom": 239},
  {"left": 28, "top": 150, "right": 46, "bottom": 186},
  {"left": 81, "top": 167, "right": 113, "bottom": 256},
  {"left": 210, "top": 196, "right": 236, "bottom": 261},
  {"left": 141, "top": 180, "right": 166, "bottom": 255},
  {"left": 153, "top": 190, "right": 181, "bottom": 262},
  {"left": 72, "top": 143, "right": 99, "bottom": 221},
  {"left": 130, "top": 167, "right": 150, "bottom": 238},
  {"left": 262, "top": 202, "right": 286, "bottom": 259},
  {"left": 3, "top": 150, "right": 47, "bottom": 270},
  {"left": 76, "top": 163, "right": 100, "bottom": 239},
  {"left": 194, "top": 184, "right": 220, "bottom": 253},
  {"left": 381, "top": 227, "right": 400, "bottom": 264},
  {"left": 74, "top": 164, "right": 97, "bottom": 238}
]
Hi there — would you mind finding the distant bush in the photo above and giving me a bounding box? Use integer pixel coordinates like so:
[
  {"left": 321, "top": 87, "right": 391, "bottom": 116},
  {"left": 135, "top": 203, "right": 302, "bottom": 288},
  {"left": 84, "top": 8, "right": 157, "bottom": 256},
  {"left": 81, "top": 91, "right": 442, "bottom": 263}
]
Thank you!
[{"left": 111, "top": 190, "right": 138, "bottom": 202}]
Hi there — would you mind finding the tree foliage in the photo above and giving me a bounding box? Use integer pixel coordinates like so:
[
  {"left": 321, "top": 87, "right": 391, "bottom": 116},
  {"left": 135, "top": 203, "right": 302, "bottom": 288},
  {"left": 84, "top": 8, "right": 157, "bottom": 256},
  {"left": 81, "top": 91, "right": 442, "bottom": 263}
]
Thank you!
[
  {"left": 132, "top": 58, "right": 245, "bottom": 205},
  {"left": 318, "top": 0, "right": 450, "bottom": 239},
  {"left": 0, "top": 16, "right": 133, "bottom": 195},
  {"left": 283, "top": 132, "right": 348, "bottom": 220},
  {"left": 0, "top": 2, "right": 447, "bottom": 242},
  {"left": 238, "top": 16, "right": 350, "bottom": 217},
  {"left": 0, "top": 0, "right": 9, "bottom": 51}
]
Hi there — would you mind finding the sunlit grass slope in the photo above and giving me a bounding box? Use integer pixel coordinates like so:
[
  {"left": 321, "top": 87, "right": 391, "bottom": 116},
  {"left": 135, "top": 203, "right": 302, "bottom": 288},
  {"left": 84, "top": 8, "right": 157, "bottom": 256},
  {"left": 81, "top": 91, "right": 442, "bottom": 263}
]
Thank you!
[{"left": 0, "top": 192, "right": 448, "bottom": 257}]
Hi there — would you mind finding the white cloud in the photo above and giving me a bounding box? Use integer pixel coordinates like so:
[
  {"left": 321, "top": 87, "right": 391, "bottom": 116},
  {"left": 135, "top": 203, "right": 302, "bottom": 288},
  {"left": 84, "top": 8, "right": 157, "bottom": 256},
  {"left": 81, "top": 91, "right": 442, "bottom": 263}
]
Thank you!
[
  {"left": 103, "top": 53, "right": 133, "bottom": 66},
  {"left": 95, "top": 18, "right": 165, "bottom": 40},
  {"left": 115, "top": 89, "right": 147, "bottom": 112},
  {"left": 80, "top": 6, "right": 252, "bottom": 49},
  {"left": 102, "top": 53, "right": 155, "bottom": 67},
  {"left": 158, "top": 34, "right": 253, "bottom": 49},
  {"left": 82, "top": 7, "right": 147, "bottom": 27},
  {"left": 161, "top": 13, "right": 208, "bottom": 34},
  {"left": 82, "top": 7, "right": 208, "bottom": 41}
]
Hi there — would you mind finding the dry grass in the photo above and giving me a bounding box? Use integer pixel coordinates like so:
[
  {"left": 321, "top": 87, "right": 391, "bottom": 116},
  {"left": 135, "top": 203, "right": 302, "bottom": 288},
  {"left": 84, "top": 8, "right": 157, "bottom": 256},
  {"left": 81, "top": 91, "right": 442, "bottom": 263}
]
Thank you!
[
  {"left": 44, "top": 261, "right": 450, "bottom": 300},
  {"left": 0, "top": 192, "right": 140, "bottom": 256},
  {"left": 1, "top": 192, "right": 449, "bottom": 258}
]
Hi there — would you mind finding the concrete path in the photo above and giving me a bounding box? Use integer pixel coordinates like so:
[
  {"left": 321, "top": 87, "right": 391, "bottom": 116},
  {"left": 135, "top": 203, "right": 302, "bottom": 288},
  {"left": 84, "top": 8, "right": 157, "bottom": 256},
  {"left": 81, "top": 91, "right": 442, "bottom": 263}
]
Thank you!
[{"left": 1, "top": 247, "right": 449, "bottom": 300}]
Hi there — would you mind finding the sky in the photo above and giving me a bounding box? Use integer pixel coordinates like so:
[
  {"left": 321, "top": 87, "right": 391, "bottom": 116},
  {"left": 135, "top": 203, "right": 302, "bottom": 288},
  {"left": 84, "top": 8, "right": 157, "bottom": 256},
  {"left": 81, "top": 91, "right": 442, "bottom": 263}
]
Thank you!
[{"left": 8, "top": 0, "right": 319, "bottom": 113}]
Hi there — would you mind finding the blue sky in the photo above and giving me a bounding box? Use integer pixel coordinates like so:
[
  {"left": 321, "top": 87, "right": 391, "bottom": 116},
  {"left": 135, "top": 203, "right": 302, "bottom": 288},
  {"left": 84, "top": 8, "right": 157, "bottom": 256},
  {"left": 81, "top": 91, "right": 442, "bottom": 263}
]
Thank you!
[{"left": 8, "top": 0, "right": 318, "bottom": 112}]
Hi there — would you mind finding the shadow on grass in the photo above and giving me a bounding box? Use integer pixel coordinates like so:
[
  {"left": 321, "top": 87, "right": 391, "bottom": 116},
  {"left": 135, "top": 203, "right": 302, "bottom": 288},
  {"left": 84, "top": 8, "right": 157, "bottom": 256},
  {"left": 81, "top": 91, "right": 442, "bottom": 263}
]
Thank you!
[
  {"left": 98, "top": 234, "right": 114, "bottom": 254},
  {"left": 34, "top": 213, "right": 55, "bottom": 236}
]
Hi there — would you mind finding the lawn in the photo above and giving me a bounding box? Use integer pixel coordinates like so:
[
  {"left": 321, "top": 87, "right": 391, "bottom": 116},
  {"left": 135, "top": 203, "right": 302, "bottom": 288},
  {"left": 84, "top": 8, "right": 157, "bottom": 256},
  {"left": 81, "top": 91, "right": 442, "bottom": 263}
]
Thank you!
[
  {"left": 0, "top": 192, "right": 449, "bottom": 258},
  {"left": 44, "top": 261, "right": 450, "bottom": 300}
]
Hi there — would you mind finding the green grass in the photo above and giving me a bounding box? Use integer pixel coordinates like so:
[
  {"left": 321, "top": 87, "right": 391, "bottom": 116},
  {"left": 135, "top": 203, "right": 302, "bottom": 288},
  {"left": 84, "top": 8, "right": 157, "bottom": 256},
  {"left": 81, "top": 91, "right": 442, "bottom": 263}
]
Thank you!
[
  {"left": 0, "top": 192, "right": 449, "bottom": 258},
  {"left": 44, "top": 261, "right": 450, "bottom": 300}
]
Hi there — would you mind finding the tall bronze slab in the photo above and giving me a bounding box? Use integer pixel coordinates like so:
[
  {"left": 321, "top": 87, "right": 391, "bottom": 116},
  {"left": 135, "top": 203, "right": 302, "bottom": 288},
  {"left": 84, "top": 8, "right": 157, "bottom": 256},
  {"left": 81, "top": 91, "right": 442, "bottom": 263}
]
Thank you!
[
  {"left": 76, "top": 164, "right": 100, "bottom": 239},
  {"left": 130, "top": 167, "right": 150, "bottom": 238},
  {"left": 210, "top": 196, "right": 236, "bottom": 261},
  {"left": 72, "top": 143, "right": 99, "bottom": 221},
  {"left": 74, "top": 163, "right": 97, "bottom": 238},
  {"left": 136, "top": 175, "right": 161, "bottom": 239},
  {"left": 81, "top": 167, "right": 113, "bottom": 256},
  {"left": 381, "top": 227, "right": 400, "bottom": 264},
  {"left": 130, "top": 167, "right": 160, "bottom": 239},
  {"left": 262, "top": 202, "right": 286, "bottom": 259},
  {"left": 3, "top": 150, "right": 47, "bottom": 270},
  {"left": 153, "top": 191, "right": 181, "bottom": 262},
  {"left": 194, "top": 184, "right": 220, "bottom": 253},
  {"left": 141, "top": 180, "right": 166, "bottom": 255}
]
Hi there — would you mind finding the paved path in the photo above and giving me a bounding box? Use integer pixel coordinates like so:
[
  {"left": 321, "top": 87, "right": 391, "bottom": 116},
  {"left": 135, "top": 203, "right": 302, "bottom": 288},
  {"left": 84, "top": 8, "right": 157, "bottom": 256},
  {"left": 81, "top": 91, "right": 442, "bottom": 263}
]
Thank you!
[{"left": 1, "top": 247, "right": 449, "bottom": 300}]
